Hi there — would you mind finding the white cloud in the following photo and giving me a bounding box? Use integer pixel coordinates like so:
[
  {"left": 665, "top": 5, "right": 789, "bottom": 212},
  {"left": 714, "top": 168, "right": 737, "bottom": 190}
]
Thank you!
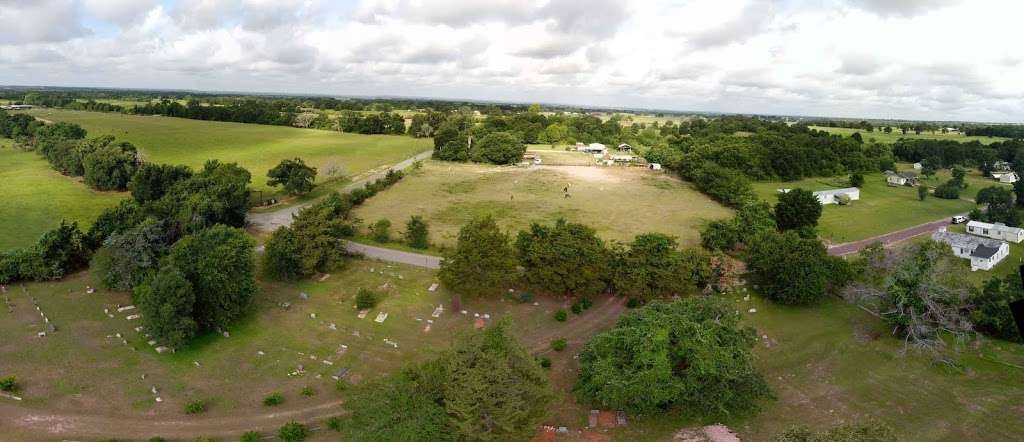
[{"left": 1, "top": 0, "right": 1024, "bottom": 121}]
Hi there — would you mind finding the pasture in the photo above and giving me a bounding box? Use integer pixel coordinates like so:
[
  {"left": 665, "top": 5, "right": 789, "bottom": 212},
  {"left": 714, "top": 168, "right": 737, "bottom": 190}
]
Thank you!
[
  {"left": 0, "top": 142, "right": 126, "bottom": 249},
  {"left": 352, "top": 160, "right": 734, "bottom": 248},
  {"left": 811, "top": 126, "right": 1007, "bottom": 145},
  {"left": 752, "top": 172, "right": 975, "bottom": 244},
  {"left": 25, "top": 109, "right": 432, "bottom": 193}
]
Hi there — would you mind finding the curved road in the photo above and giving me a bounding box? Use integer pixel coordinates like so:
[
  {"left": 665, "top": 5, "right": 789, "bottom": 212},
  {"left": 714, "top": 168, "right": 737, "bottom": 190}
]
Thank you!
[{"left": 247, "top": 150, "right": 434, "bottom": 233}]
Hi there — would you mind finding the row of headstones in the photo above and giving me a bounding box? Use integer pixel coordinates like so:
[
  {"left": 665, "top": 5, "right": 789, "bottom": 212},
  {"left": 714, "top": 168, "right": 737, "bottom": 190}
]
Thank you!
[
  {"left": 1, "top": 285, "right": 12, "bottom": 314},
  {"left": 21, "top": 286, "right": 57, "bottom": 336}
]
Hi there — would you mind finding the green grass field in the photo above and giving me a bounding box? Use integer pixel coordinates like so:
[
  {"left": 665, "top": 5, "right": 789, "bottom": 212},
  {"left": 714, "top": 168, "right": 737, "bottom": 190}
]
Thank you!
[
  {"left": 25, "top": 109, "right": 431, "bottom": 193},
  {"left": 752, "top": 172, "right": 975, "bottom": 244},
  {"left": 352, "top": 160, "right": 733, "bottom": 247},
  {"left": 5, "top": 260, "right": 1023, "bottom": 441},
  {"left": 0, "top": 142, "right": 127, "bottom": 249},
  {"left": 811, "top": 126, "right": 1007, "bottom": 145}
]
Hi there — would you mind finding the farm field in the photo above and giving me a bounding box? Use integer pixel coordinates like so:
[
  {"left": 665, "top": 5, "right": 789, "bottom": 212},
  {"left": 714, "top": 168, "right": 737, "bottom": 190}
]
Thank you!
[
  {"left": 24, "top": 109, "right": 432, "bottom": 193},
  {"left": 811, "top": 126, "right": 1007, "bottom": 144},
  {"left": 752, "top": 172, "right": 975, "bottom": 244},
  {"left": 352, "top": 160, "right": 733, "bottom": 248},
  {"left": 0, "top": 141, "right": 126, "bottom": 249}
]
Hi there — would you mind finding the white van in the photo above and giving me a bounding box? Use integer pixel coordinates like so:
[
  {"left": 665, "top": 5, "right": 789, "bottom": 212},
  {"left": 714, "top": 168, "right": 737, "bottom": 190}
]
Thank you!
[{"left": 951, "top": 215, "right": 968, "bottom": 224}]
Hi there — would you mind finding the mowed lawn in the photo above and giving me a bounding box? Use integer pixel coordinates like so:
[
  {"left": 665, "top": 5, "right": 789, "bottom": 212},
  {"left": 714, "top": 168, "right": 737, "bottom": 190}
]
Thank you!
[
  {"left": 26, "top": 109, "right": 432, "bottom": 192},
  {"left": 0, "top": 142, "right": 126, "bottom": 249},
  {"left": 811, "top": 126, "right": 1007, "bottom": 145},
  {"left": 753, "top": 173, "right": 974, "bottom": 244},
  {"left": 353, "top": 160, "right": 734, "bottom": 248}
]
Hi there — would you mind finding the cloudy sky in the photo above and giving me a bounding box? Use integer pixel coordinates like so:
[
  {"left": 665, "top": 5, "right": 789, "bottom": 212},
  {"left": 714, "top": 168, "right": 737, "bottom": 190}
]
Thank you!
[{"left": 1, "top": 0, "right": 1023, "bottom": 122}]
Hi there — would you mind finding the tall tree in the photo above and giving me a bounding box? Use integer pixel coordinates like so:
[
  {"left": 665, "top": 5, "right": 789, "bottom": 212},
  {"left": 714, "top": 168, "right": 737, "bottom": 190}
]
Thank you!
[
  {"left": 612, "top": 233, "right": 708, "bottom": 301},
  {"left": 746, "top": 231, "right": 847, "bottom": 305},
  {"left": 775, "top": 188, "right": 822, "bottom": 231},
  {"left": 167, "top": 225, "right": 256, "bottom": 331},
  {"left": 267, "top": 158, "right": 318, "bottom": 195},
  {"left": 439, "top": 216, "right": 517, "bottom": 297},
  {"left": 135, "top": 265, "right": 197, "bottom": 348},
  {"left": 515, "top": 219, "right": 610, "bottom": 297}
]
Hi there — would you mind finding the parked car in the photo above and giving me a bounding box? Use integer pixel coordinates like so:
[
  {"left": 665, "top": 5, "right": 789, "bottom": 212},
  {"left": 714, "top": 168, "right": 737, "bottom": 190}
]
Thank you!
[{"left": 952, "top": 215, "right": 968, "bottom": 224}]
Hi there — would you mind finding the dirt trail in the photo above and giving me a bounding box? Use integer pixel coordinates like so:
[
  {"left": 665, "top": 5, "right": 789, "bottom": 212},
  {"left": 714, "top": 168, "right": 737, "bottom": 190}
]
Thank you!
[
  {"left": 826, "top": 214, "right": 966, "bottom": 256},
  {"left": 527, "top": 296, "right": 627, "bottom": 354}
]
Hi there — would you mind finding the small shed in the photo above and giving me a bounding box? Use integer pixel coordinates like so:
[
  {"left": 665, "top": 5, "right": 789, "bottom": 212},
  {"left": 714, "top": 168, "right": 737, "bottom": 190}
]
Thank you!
[
  {"left": 649, "top": 163, "right": 662, "bottom": 170},
  {"left": 617, "top": 143, "right": 633, "bottom": 152}
]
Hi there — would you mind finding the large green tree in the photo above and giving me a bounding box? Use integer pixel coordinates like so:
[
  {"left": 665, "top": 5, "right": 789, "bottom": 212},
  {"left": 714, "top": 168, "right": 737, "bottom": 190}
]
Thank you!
[
  {"left": 575, "top": 298, "right": 770, "bottom": 416},
  {"left": 95, "top": 219, "right": 172, "bottom": 291},
  {"left": 262, "top": 226, "right": 304, "bottom": 281},
  {"left": 135, "top": 265, "right": 197, "bottom": 348},
  {"left": 129, "top": 163, "right": 194, "bottom": 205},
  {"left": 746, "top": 231, "right": 847, "bottom": 305},
  {"left": 82, "top": 142, "right": 139, "bottom": 191},
  {"left": 515, "top": 219, "right": 610, "bottom": 297},
  {"left": 439, "top": 216, "right": 517, "bottom": 297},
  {"left": 166, "top": 225, "right": 256, "bottom": 331},
  {"left": 267, "top": 158, "right": 318, "bottom": 195},
  {"left": 470, "top": 131, "right": 525, "bottom": 165},
  {"left": 974, "top": 275, "right": 1024, "bottom": 342},
  {"left": 155, "top": 160, "right": 251, "bottom": 232},
  {"left": 774, "top": 188, "right": 822, "bottom": 231},
  {"left": 612, "top": 233, "right": 709, "bottom": 301}
]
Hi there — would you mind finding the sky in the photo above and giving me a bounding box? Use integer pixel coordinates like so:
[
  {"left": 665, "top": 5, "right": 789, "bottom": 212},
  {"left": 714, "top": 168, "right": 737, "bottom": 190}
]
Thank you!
[{"left": 1, "top": 0, "right": 1023, "bottom": 122}]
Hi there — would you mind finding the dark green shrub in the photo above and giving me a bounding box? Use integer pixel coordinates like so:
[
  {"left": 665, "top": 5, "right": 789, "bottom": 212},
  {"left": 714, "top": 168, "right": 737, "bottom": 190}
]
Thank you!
[
  {"left": 239, "top": 431, "right": 260, "bottom": 442},
  {"left": 554, "top": 309, "right": 568, "bottom": 322},
  {"left": 0, "top": 376, "right": 17, "bottom": 392},
  {"left": 355, "top": 289, "right": 379, "bottom": 310},
  {"left": 571, "top": 302, "right": 583, "bottom": 314},
  {"left": 370, "top": 219, "right": 391, "bottom": 242},
  {"left": 184, "top": 400, "right": 206, "bottom": 414},
  {"left": 325, "top": 416, "right": 342, "bottom": 432},
  {"left": 539, "top": 357, "right": 552, "bottom": 368},
  {"left": 551, "top": 338, "right": 567, "bottom": 351},
  {"left": 278, "top": 421, "right": 310, "bottom": 442},
  {"left": 301, "top": 386, "right": 315, "bottom": 397},
  {"left": 263, "top": 392, "right": 284, "bottom": 406}
]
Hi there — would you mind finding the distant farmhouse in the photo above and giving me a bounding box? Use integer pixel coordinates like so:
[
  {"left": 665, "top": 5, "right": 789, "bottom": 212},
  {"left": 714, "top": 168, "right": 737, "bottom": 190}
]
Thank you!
[
  {"left": 0, "top": 104, "right": 32, "bottom": 111},
  {"left": 966, "top": 220, "right": 1024, "bottom": 243},
  {"left": 617, "top": 143, "right": 633, "bottom": 152},
  {"left": 884, "top": 170, "right": 918, "bottom": 186},
  {"left": 991, "top": 171, "right": 1019, "bottom": 184},
  {"left": 993, "top": 161, "right": 1013, "bottom": 172},
  {"left": 811, "top": 187, "right": 860, "bottom": 205},
  {"left": 932, "top": 228, "right": 1009, "bottom": 271},
  {"left": 577, "top": 142, "right": 607, "bottom": 154}
]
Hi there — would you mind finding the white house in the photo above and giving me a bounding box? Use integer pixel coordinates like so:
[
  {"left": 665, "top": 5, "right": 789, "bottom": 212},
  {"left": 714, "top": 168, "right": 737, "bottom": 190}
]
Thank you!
[
  {"left": 884, "top": 171, "right": 918, "bottom": 186},
  {"left": 992, "top": 171, "right": 1019, "bottom": 184},
  {"left": 966, "top": 220, "right": 1024, "bottom": 243},
  {"left": 812, "top": 187, "right": 860, "bottom": 205},
  {"left": 993, "top": 161, "right": 1013, "bottom": 172},
  {"left": 932, "top": 228, "right": 1009, "bottom": 271},
  {"left": 617, "top": 143, "right": 633, "bottom": 152},
  {"left": 610, "top": 154, "right": 634, "bottom": 163},
  {"left": 578, "top": 143, "right": 608, "bottom": 154}
]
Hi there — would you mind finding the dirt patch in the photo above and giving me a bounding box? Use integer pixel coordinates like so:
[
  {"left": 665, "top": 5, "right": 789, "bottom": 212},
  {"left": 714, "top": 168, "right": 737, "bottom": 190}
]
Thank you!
[
  {"left": 673, "top": 425, "right": 741, "bottom": 442},
  {"left": 544, "top": 166, "right": 624, "bottom": 184}
]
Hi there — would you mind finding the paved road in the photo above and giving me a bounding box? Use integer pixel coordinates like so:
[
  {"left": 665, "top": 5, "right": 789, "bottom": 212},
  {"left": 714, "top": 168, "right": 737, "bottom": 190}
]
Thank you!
[
  {"left": 827, "top": 215, "right": 963, "bottom": 256},
  {"left": 246, "top": 150, "right": 433, "bottom": 233},
  {"left": 344, "top": 241, "right": 442, "bottom": 269}
]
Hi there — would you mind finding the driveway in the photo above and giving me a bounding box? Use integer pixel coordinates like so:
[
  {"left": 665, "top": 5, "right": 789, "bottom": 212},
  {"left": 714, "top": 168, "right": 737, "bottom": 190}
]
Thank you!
[
  {"left": 246, "top": 150, "right": 433, "bottom": 233},
  {"left": 827, "top": 215, "right": 964, "bottom": 256}
]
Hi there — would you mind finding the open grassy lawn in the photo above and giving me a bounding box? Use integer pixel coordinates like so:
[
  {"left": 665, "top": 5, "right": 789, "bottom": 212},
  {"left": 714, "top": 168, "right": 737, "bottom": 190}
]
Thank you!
[
  {"left": 752, "top": 173, "right": 975, "bottom": 244},
  {"left": 0, "top": 142, "right": 126, "bottom": 249},
  {"left": 25, "top": 109, "right": 432, "bottom": 193},
  {"left": 811, "top": 126, "right": 1007, "bottom": 145},
  {"left": 5, "top": 260, "right": 1023, "bottom": 440},
  {"left": 352, "top": 160, "right": 734, "bottom": 248},
  {"left": 0, "top": 259, "right": 619, "bottom": 434}
]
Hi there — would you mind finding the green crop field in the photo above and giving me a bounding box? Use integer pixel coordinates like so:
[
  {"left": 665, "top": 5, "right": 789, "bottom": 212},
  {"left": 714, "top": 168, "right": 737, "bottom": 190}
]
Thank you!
[
  {"left": 25, "top": 109, "right": 432, "bottom": 193},
  {"left": 752, "top": 171, "right": 976, "bottom": 244},
  {"left": 352, "top": 160, "right": 733, "bottom": 248},
  {"left": 811, "top": 126, "right": 1007, "bottom": 145},
  {"left": 0, "top": 141, "right": 126, "bottom": 249}
]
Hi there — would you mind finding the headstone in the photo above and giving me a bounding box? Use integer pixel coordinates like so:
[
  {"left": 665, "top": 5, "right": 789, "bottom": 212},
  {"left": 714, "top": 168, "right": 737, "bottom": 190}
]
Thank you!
[
  {"left": 37, "top": 332, "right": 46, "bottom": 337},
  {"left": 616, "top": 411, "right": 627, "bottom": 426},
  {"left": 126, "top": 314, "right": 141, "bottom": 320},
  {"left": 319, "top": 273, "right": 331, "bottom": 281},
  {"left": 155, "top": 397, "right": 162, "bottom": 403},
  {"left": 299, "top": 292, "right": 309, "bottom": 300},
  {"left": 374, "top": 312, "right": 388, "bottom": 323},
  {"left": 482, "top": 314, "right": 490, "bottom": 319},
  {"left": 748, "top": 308, "right": 757, "bottom": 314},
  {"left": 310, "top": 313, "right": 317, "bottom": 319},
  {"left": 155, "top": 346, "right": 171, "bottom": 353},
  {"left": 134, "top": 326, "right": 144, "bottom": 332},
  {"left": 423, "top": 324, "right": 431, "bottom": 333},
  {"left": 460, "top": 310, "right": 468, "bottom": 315},
  {"left": 257, "top": 351, "right": 265, "bottom": 356},
  {"left": 322, "top": 359, "right": 333, "bottom": 365},
  {"left": 431, "top": 305, "right": 443, "bottom": 318},
  {"left": 428, "top": 283, "right": 439, "bottom": 292},
  {"left": 117, "top": 305, "right": 135, "bottom": 313},
  {"left": 222, "top": 331, "right": 230, "bottom": 338},
  {"left": 557, "top": 427, "right": 569, "bottom": 434},
  {"left": 328, "top": 323, "right": 337, "bottom": 331},
  {"left": 589, "top": 410, "right": 599, "bottom": 427},
  {"left": 332, "top": 368, "right": 351, "bottom": 380},
  {"left": 357, "top": 309, "right": 369, "bottom": 319}
]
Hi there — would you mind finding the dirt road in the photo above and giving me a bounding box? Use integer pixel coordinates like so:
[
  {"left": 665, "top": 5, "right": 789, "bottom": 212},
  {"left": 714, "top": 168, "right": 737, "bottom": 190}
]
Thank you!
[
  {"left": 246, "top": 150, "right": 433, "bottom": 233},
  {"left": 827, "top": 215, "right": 964, "bottom": 256}
]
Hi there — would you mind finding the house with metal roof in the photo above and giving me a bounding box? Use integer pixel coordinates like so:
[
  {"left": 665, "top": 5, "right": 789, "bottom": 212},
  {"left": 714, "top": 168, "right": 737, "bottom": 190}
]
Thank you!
[
  {"left": 811, "top": 187, "right": 860, "bottom": 205},
  {"left": 931, "top": 228, "right": 1009, "bottom": 271},
  {"left": 966, "top": 220, "right": 1024, "bottom": 243}
]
